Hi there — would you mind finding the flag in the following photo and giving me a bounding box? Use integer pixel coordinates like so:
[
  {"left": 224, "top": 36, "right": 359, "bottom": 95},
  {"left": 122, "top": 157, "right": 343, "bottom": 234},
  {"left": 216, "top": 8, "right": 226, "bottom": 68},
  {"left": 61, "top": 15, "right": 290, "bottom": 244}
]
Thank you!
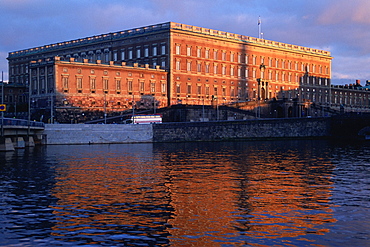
[{"left": 258, "top": 16, "right": 261, "bottom": 25}]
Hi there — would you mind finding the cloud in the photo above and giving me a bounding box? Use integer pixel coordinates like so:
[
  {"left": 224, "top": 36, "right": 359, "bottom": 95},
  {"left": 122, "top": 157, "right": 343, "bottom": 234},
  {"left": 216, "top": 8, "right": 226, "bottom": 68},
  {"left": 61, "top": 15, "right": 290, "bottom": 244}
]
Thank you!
[{"left": 317, "top": 0, "right": 370, "bottom": 25}]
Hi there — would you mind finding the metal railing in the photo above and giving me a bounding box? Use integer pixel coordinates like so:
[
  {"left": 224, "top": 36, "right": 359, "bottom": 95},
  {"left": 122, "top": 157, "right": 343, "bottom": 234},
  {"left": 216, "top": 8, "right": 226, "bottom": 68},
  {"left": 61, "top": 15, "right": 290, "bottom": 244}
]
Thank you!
[{"left": 1, "top": 118, "right": 44, "bottom": 128}]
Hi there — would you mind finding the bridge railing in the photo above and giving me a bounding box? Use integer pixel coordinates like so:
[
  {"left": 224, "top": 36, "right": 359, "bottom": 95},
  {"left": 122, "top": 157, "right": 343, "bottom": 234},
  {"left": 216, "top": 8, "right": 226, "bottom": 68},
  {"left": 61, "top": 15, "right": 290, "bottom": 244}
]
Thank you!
[{"left": 1, "top": 118, "right": 45, "bottom": 128}]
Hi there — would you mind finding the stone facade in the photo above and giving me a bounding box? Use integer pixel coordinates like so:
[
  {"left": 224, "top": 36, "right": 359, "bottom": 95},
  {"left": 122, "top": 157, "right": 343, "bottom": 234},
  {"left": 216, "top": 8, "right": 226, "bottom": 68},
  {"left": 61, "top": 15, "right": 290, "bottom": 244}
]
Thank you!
[
  {"left": 28, "top": 57, "right": 167, "bottom": 123},
  {"left": 7, "top": 22, "right": 370, "bottom": 119}
]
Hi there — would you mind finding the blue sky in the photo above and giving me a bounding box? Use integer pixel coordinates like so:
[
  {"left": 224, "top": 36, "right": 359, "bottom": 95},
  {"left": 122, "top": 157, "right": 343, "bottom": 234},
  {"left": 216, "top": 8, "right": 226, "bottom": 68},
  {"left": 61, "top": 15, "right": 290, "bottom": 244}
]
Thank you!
[{"left": 1, "top": 0, "right": 369, "bottom": 85}]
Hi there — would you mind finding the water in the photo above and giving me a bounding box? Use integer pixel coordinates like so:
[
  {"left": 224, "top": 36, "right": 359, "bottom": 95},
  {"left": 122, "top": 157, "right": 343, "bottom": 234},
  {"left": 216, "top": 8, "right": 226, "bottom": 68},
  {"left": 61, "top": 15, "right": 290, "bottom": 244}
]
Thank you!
[{"left": 0, "top": 140, "right": 369, "bottom": 246}]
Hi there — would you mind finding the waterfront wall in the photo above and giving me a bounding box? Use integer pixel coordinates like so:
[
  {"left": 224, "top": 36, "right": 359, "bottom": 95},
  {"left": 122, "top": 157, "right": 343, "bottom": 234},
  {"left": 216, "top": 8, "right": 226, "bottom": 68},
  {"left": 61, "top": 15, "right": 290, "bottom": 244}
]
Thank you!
[
  {"left": 152, "top": 118, "right": 330, "bottom": 142},
  {"left": 43, "top": 118, "right": 332, "bottom": 145},
  {"left": 44, "top": 124, "right": 153, "bottom": 145}
]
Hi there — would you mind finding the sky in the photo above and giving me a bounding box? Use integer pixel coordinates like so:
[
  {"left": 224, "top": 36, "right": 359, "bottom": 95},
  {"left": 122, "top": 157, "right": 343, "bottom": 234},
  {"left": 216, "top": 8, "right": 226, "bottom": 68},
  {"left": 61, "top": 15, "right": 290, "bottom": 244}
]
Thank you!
[{"left": 0, "top": 0, "right": 369, "bottom": 85}]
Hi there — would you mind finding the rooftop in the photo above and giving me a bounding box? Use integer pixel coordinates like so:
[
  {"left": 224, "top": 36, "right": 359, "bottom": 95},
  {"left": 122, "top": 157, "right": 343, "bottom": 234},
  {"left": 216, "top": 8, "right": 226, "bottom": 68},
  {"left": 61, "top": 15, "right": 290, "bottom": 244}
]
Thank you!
[{"left": 8, "top": 22, "right": 331, "bottom": 59}]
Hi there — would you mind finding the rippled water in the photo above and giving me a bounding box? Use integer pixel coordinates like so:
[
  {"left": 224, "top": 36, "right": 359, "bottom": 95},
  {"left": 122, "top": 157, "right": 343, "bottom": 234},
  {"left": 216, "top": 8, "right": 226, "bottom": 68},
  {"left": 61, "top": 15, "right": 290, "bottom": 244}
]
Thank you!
[{"left": 0, "top": 140, "right": 369, "bottom": 246}]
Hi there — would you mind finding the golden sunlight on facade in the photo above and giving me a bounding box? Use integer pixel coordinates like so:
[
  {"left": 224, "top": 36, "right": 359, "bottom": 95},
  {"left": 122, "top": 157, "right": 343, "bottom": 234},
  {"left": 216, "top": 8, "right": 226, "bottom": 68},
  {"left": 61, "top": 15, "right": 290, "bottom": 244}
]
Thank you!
[{"left": 7, "top": 22, "right": 370, "bottom": 122}]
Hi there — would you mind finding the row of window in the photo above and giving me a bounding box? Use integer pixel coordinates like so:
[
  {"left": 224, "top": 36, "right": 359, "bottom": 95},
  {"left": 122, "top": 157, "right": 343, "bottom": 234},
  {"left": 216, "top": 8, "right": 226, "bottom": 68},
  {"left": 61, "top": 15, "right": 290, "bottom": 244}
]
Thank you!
[
  {"left": 176, "top": 61, "right": 330, "bottom": 84},
  {"left": 175, "top": 45, "right": 330, "bottom": 74},
  {"left": 113, "top": 44, "right": 167, "bottom": 61},
  {"left": 61, "top": 77, "right": 167, "bottom": 94}
]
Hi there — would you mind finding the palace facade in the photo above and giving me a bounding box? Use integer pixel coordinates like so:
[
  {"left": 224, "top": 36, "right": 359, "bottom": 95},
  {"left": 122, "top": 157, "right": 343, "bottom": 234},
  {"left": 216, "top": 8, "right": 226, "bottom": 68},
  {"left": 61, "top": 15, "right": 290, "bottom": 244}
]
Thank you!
[{"left": 6, "top": 22, "right": 370, "bottom": 121}]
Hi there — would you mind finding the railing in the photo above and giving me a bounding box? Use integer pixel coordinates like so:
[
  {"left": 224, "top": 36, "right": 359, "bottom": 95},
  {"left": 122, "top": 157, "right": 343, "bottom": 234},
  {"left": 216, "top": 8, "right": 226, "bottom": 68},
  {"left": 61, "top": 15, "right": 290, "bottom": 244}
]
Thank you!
[{"left": 1, "top": 118, "right": 44, "bottom": 128}]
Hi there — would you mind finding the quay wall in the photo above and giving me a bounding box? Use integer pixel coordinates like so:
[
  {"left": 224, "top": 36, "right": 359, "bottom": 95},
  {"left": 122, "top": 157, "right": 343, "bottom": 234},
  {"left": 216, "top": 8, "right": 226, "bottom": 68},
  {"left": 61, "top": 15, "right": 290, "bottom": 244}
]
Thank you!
[
  {"left": 44, "top": 124, "right": 153, "bottom": 144},
  {"left": 152, "top": 118, "right": 330, "bottom": 142},
  {"left": 43, "top": 118, "right": 331, "bottom": 145}
]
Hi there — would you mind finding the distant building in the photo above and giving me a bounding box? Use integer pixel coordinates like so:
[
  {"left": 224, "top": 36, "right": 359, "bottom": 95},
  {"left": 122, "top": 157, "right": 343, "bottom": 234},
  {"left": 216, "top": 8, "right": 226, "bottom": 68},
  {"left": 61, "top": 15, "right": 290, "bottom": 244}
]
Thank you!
[
  {"left": 0, "top": 81, "right": 28, "bottom": 118},
  {"left": 5, "top": 22, "right": 370, "bottom": 121}
]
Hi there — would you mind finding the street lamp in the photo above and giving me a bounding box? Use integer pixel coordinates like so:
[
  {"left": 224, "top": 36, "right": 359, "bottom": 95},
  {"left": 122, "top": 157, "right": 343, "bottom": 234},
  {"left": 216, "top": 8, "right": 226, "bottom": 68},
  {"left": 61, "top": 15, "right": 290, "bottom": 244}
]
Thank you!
[
  {"left": 104, "top": 92, "right": 107, "bottom": 124},
  {"left": 256, "top": 63, "right": 266, "bottom": 118}
]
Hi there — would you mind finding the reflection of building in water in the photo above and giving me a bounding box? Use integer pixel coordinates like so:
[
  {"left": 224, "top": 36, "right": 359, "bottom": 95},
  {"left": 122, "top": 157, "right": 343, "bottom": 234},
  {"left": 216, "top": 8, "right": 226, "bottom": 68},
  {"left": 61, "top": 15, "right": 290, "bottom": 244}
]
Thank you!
[
  {"left": 49, "top": 145, "right": 173, "bottom": 245},
  {"left": 159, "top": 143, "right": 336, "bottom": 244}
]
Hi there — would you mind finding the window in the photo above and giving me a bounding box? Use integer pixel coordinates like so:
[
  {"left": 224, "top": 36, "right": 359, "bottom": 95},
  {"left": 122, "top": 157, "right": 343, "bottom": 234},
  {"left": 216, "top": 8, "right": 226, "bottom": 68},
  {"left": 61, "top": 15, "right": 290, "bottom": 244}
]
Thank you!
[
  {"left": 136, "top": 49, "right": 141, "bottom": 58},
  {"left": 238, "top": 54, "right": 242, "bottom": 63},
  {"left": 222, "top": 65, "right": 226, "bottom": 75},
  {"left": 176, "top": 60, "right": 181, "bottom": 70},
  {"left": 128, "top": 80, "right": 133, "bottom": 91},
  {"left": 187, "top": 85, "right": 191, "bottom": 95},
  {"left": 205, "top": 64, "right": 210, "bottom": 73},
  {"left": 103, "top": 78, "right": 109, "bottom": 90},
  {"left": 214, "top": 50, "right": 218, "bottom": 60},
  {"left": 151, "top": 82, "right": 155, "bottom": 93},
  {"left": 90, "top": 77, "right": 96, "bottom": 89},
  {"left": 214, "top": 64, "right": 218, "bottom": 74},
  {"left": 197, "top": 63, "right": 202, "bottom": 72},
  {"left": 230, "top": 53, "right": 235, "bottom": 62},
  {"left": 121, "top": 50, "right": 125, "bottom": 60},
  {"left": 222, "top": 52, "right": 226, "bottom": 61},
  {"left": 205, "top": 49, "right": 210, "bottom": 59},
  {"left": 153, "top": 46, "right": 157, "bottom": 56},
  {"left": 197, "top": 48, "right": 201, "bottom": 57},
  {"left": 63, "top": 77, "right": 69, "bottom": 88},
  {"left": 128, "top": 49, "right": 133, "bottom": 59},
  {"left": 161, "top": 44, "right": 166, "bottom": 55},
  {"left": 205, "top": 86, "right": 210, "bottom": 95},
  {"left": 187, "top": 61, "right": 192, "bottom": 71},
  {"left": 116, "top": 79, "right": 121, "bottom": 90},
  {"left": 214, "top": 87, "right": 218, "bottom": 96},
  {"left": 187, "top": 46, "right": 192, "bottom": 56},
  {"left": 140, "top": 81, "right": 145, "bottom": 92},
  {"left": 176, "top": 84, "right": 181, "bottom": 94},
  {"left": 113, "top": 51, "right": 118, "bottom": 61},
  {"left": 104, "top": 53, "right": 109, "bottom": 63},
  {"left": 176, "top": 45, "right": 180, "bottom": 55},
  {"left": 144, "top": 47, "right": 149, "bottom": 57},
  {"left": 161, "top": 60, "right": 166, "bottom": 68},
  {"left": 77, "top": 77, "right": 82, "bottom": 89},
  {"left": 197, "top": 85, "right": 202, "bottom": 94},
  {"left": 161, "top": 83, "right": 166, "bottom": 93}
]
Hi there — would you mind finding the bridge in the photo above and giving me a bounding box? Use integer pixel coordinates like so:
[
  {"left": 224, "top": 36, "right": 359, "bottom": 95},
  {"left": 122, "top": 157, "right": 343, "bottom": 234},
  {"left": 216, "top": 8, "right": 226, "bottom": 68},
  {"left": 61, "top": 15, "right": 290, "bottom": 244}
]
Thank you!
[{"left": 0, "top": 118, "right": 45, "bottom": 151}]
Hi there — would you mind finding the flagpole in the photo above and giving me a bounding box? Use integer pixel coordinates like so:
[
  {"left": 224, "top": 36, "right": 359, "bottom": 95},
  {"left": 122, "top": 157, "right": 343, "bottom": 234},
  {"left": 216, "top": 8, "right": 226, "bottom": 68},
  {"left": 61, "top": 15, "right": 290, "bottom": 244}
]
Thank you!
[{"left": 258, "top": 16, "right": 262, "bottom": 39}]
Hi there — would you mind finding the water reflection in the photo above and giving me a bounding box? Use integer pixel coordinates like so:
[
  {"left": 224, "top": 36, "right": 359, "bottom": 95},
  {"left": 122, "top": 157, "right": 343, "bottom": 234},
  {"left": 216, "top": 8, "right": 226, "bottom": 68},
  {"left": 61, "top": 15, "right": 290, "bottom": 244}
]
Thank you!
[
  {"left": 154, "top": 141, "right": 336, "bottom": 246},
  {"left": 0, "top": 140, "right": 369, "bottom": 246}
]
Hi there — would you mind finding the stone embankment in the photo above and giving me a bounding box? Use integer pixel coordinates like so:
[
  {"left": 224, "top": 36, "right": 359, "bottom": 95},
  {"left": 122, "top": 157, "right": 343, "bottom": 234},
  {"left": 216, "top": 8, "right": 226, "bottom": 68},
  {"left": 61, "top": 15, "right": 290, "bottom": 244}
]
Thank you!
[{"left": 44, "top": 118, "right": 331, "bottom": 145}]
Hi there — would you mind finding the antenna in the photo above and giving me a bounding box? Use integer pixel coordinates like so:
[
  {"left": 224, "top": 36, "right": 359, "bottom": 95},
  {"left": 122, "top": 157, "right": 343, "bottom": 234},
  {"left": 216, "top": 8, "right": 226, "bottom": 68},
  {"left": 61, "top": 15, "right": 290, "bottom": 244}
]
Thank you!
[{"left": 258, "top": 16, "right": 263, "bottom": 39}]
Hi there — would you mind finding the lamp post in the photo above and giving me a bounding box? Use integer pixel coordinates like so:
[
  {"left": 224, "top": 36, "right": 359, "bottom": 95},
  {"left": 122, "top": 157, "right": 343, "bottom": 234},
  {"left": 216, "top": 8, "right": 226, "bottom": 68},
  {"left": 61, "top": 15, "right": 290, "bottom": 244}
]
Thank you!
[
  {"left": 257, "top": 64, "right": 266, "bottom": 118},
  {"left": 104, "top": 92, "right": 107, "bottom": 124},
  {"left": 1, "top": 73, "right": 4, "bottom": 137},
  {"left": 202, "top": 97, "right": 205, "bottom": 121},
  {"left": 132, "top": 94, "right": 135, "bottom": 123},
  {"left": 50, "top": 93, "right": 54, "bottom": 124}
]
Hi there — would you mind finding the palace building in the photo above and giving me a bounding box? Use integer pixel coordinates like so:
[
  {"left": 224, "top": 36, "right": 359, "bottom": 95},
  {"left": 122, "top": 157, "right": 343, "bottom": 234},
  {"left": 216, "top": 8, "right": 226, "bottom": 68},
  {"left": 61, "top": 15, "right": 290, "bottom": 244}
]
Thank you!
[{"left": 6, "top": 22, "right": 370, "bottom": 122}]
